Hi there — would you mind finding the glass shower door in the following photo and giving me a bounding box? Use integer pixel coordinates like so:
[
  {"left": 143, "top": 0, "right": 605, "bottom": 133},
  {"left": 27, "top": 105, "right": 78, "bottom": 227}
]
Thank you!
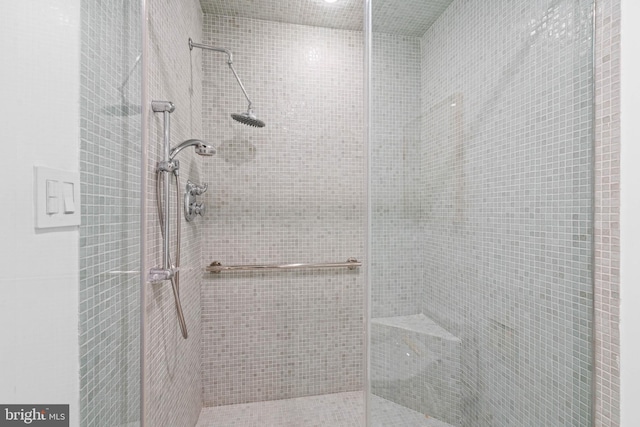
[
  {"left": 79, "top": 0, "right": 143, "bottom": 425},
  {"left": 367, "top": 0, "right": 594, "bottom": 425},
  {"left": 1, "top": 1, "right": 142, "bottom": 426}
]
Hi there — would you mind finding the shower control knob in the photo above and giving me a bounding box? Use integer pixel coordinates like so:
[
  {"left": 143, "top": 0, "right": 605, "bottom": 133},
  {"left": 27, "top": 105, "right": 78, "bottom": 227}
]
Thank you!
[
  {"left": 186, "top": 180, "right": 207, "bottom": 195},
  {"left": 193, "top": 202, "right": 206, "bottom": 217},
  {"left": 184, "top": 180, "right": 208, "bottom": 222}
]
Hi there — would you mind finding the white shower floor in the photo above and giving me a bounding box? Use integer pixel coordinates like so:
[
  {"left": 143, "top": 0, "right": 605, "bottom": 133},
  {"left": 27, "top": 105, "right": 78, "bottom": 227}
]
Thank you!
[{"left": 196, "top": 391, "right": 455, "bottom": 427}]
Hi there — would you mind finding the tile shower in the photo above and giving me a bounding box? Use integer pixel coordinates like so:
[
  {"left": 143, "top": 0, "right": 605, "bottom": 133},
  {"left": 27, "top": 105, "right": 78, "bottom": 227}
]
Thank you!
[{"left": 72, "top": 0, "right": 621, "bottom": 425}]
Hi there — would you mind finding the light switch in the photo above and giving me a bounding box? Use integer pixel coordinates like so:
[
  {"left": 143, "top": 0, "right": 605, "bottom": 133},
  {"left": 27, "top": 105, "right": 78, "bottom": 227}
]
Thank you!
[
  {"left": 46, "top": 180, "right": 59, "bottom": 214},
  {"left": 35, "top": 166, "right": 81, "bottom": 229},
  {"left": 62, "top": 182, "right": 75, "bottom": 214}
]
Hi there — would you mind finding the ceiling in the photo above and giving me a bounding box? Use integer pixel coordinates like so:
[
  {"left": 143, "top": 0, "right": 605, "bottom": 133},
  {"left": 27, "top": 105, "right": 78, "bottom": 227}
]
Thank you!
[{"left": 199, "top": 0, "right": 455, "bottom": 37}]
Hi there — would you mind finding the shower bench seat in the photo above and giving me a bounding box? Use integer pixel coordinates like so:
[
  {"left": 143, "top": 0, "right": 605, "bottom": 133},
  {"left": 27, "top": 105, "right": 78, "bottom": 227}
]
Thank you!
[{"left": 371, "top": 313, "right": 462, "bottom": 427}]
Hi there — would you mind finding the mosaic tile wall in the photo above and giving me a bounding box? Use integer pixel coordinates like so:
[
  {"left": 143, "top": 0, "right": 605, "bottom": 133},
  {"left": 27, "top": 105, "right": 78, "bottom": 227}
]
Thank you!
[
  {"left": 79, "top": 0, "right": 142, "bottom": 425},
  {"left": 372, "top": 0, "right": 453, "bottom": 37},
  {"left": 594, "top": 0, "right": 621, "bottom": 425},
  {"left": 370, "top": 32, "right": 423, "bottom": 319},
  {"left": 200, "top": 0, "right": 364, "bottom": 32},
  {"left": 145, "top": 0, "right": 204, "bottom": 426},
  {"left": 418, "top": 0, "right": 594, "bottom": 425},
  {"left": 200, "top": 15, "right": 365, "bottom": 407},
  {"left": 200, "top": 0, "right": 454, "bottom": 37}
]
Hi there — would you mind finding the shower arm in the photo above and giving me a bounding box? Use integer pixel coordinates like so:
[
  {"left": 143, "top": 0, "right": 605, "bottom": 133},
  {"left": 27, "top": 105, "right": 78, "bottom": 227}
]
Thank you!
[{"left": 189, "top": 39, "right": 254, "bottom": 111}]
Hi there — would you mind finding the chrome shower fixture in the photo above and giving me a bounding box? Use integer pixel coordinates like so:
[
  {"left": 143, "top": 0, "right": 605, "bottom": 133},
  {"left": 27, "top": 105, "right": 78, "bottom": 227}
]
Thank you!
[
  {"left": 231, "top": 111, "right": 265, "bottom": 128},
  {"left": 196, "top": 143, "right": 217, "bottom": 156},
  {"left": 189, "top": 38, "right": 266, "bottom": 128},
  {"left": 150, "top": 102, "right": 217, "bottom": 340},
  {"left": 184, "top": 180, "right": 208, "bottom": 222},
  {"left": 150, "top": 100, "right": 188, "bottom": 339},
  {"left": 170, "top": 138, "right": 217, "bottom": 161}
]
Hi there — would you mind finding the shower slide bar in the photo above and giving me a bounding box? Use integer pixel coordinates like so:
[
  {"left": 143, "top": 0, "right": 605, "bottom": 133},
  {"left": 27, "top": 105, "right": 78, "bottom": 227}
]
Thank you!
[{"left": 206, "top": 258, "right": 361, "bottom": 273}]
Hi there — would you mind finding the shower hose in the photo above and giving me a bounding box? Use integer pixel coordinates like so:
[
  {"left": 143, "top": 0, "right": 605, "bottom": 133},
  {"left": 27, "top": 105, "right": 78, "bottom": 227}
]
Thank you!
[{"left": 156, "top": 169, "right": 189, "bottom": 339}]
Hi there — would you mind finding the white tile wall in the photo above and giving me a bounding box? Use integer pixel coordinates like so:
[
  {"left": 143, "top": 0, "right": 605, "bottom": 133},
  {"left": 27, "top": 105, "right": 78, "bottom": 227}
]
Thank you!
[
  {"left": 200, "top": 14, "right": 365, "bottom": 407},
  {"left": 371, "top": 0, "right": 598, "bottom": 426},
  {"left": 200, "top": 0, "right": 364, "bottom": 32},
  {"left": 417, "top": 0, "right": 594, "bottom": 425},
  {"left": 370, "top": 32, "right": 423, "bottom": 318}
]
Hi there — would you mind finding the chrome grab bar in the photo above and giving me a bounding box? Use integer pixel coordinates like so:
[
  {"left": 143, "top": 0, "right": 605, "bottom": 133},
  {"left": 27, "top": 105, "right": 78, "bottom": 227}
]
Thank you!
[{"left": 206, "top": 258, "right": 361, "bottom": 273}]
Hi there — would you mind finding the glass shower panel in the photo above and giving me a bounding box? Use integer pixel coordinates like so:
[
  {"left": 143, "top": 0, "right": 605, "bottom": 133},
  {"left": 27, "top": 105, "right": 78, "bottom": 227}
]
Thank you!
[
  {"left": 79, "top": 0, "right": 142, "bottom": 425},
  {"left": 368, "top": 0, "right": 594, "bottom": 426}
]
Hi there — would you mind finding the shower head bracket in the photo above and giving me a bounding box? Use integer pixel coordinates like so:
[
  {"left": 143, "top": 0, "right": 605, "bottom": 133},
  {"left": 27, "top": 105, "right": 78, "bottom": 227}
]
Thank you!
[
  {"left": 189, "top": 38, "right": 233, "bottom": 63},
  {"left": 149, "top": 266, "right": 179, "bottom": 282},
  {"left": 151, "top": 100, "right": 175, "bottom": 113},
  {"left": 158, "top": 159, "right": 179, "bottom": 173}
]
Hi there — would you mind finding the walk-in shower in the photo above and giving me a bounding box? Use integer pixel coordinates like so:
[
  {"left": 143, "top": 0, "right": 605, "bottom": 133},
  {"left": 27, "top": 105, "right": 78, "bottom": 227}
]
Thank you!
[
  {"left": 192, "top": 0, "right": 596, "bottom": 425},
  {"left": 5, "top": 0, "right": 611, "bottom": 426}
]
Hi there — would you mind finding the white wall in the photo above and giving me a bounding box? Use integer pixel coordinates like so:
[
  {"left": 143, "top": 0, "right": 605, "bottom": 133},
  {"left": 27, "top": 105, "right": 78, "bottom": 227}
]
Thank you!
[
  {"left": 621, "top": 0, "right": 640, "bottom": 425},
  {"left": 0, "top": 1, "right": 80, "bottom": 425}
]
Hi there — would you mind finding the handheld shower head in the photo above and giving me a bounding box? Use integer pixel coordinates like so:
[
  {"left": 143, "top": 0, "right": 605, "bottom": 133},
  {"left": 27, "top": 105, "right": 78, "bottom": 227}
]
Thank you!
[
  {"left": 170, "top": 139, "right": 216, "bottom": 160},
  {"left": 195, "top": 143, "right": 217, "bottom": 156},
  {"left": 232, "top": 110, "right": 265, "bottom": 128}
]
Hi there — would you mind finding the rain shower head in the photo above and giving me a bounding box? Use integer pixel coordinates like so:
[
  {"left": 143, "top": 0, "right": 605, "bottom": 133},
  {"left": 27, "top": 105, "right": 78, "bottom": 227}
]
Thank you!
[
  {"left": 231, "top": 110, "right": 265, "bottom": 128},
  {"left": 170, "top": 139, "right": 216, "bottom": 160},
  {"left": 189, "top": 38, "right": 266, "bottom": 128}
]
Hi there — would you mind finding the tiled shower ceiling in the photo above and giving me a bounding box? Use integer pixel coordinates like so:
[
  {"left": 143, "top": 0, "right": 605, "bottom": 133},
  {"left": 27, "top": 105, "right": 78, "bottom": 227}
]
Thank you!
[{"left": 199, "top": 0, "right": 455, "bottom": 37}]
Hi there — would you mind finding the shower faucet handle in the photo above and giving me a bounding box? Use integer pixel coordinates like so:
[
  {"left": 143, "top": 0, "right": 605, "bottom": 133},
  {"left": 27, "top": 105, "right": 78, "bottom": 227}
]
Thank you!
[
  {"left": 186, "top": 181, "right": 207, "bottom": 195},
  {"left": 184, "top": 180, "right": 208, "bottom": 222},
  {"left": 192, "top": 202, "right": 206, "bottom": 216},
  {"left": 194, "top": 183, "right": 208, "bottom": 195}
]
